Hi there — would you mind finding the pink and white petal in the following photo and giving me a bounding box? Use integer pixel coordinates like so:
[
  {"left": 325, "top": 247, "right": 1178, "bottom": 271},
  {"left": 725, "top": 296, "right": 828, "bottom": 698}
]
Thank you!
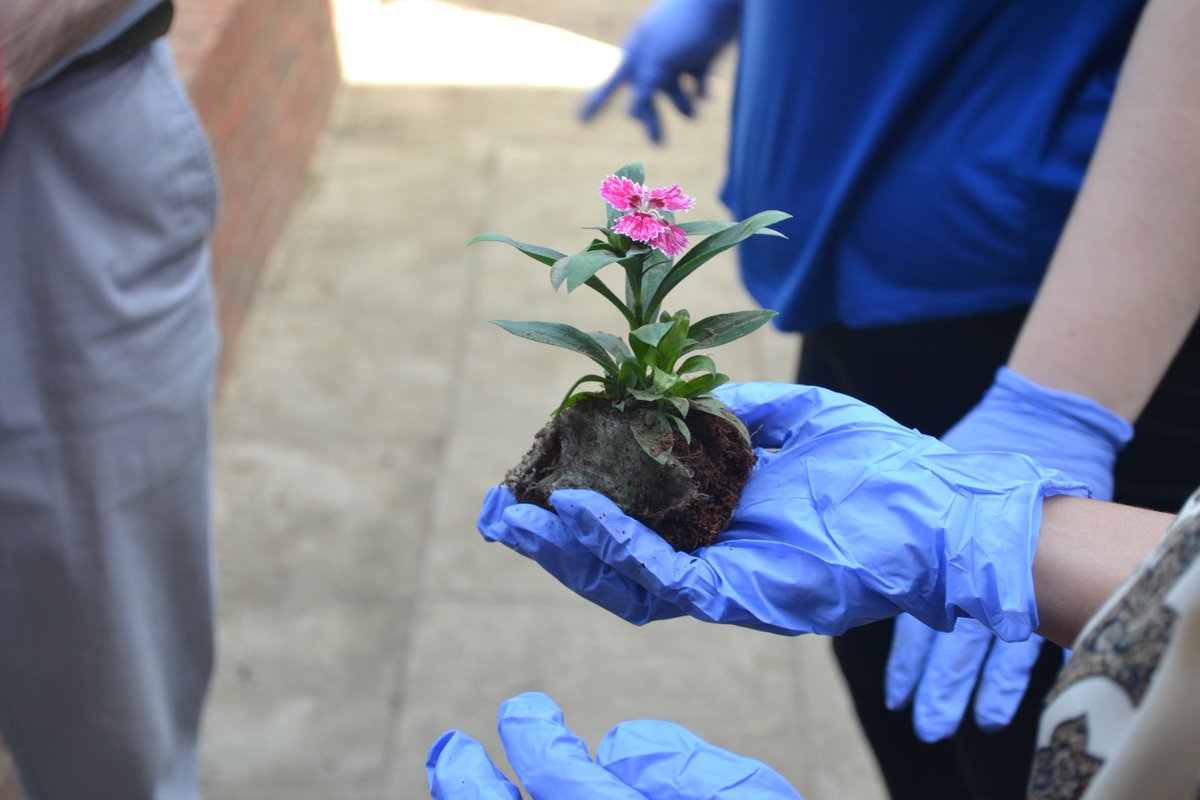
[
  {"left": 651, "top": 222, "right": 689, "bottom": 257},
  {"left": 647, "top": 184, "right": 695, "bottom": 213},
  {"left": 599, "top": 175, "right": 645, "bottom": 211},
  {"left": 613, "top": 212, "right": 665, "bottom": 244}
]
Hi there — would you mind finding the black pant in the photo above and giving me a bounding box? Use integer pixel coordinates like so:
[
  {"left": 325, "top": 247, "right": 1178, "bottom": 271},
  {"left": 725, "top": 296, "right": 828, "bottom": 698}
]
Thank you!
[{"left": 796, "top": 308, "right": 1200, "bottom": 800}]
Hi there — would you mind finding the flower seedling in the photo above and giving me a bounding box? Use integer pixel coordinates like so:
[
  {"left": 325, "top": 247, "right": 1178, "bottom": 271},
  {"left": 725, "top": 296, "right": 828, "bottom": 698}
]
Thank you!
[{"left": 471, "top": 162, "right": 788, "bottom": 466}]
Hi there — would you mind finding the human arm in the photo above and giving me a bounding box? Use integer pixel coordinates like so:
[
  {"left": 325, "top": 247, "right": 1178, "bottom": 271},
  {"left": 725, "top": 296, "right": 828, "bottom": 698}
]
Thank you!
[
  {"left": 0, "top": 0, "right": 137, "bottom": 102},
  {"left": 885, "top": 0, "right": 1200, "bottom": 739},
  {"left": 578, "top": 0, "right": 741, "bottom": 143},
  {"left": 426, "top": 692, "right": 802, "bottom": 799},
  {"left": 1007, "top": 0, "right": 1200, "bottom": 421},
  {"left": 1033, "top": 495, "right": 1172, "bottom": 647},
  {"left": 885, "top": 490, "right": 1171, "bottom": 738}
]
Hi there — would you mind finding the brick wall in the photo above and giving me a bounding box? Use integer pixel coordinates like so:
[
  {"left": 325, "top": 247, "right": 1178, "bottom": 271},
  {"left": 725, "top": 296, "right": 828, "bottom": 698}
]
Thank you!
[
  {"left": 172, "top": 0, "right": 341, "bottom": 376},
  {"left": 0, "top": 748, "right": 15, "bottom": 800},
  {"left": 0, "top": 3, "right": 339, "bottom": 796}
]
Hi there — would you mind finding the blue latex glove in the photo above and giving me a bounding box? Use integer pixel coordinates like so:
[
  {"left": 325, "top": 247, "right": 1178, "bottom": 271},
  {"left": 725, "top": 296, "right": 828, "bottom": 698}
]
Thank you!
[
  {"left": 478, "top": 382, "right": 1089, "bottom": 642},
  {"left": 579, "top": 0, "right": 742, "bottom": 143},
  {"left": 885, "top": 366, "right": 1133, "bottom": 741},
  {"left": 426, "top": 692, "right": 802, "bottom": 799}
]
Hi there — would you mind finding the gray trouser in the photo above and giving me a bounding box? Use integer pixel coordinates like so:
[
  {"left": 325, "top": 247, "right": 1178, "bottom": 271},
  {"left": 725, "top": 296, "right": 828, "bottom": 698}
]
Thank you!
[{"left": 0, "top": 39, "right": 219, "bottom": 800}]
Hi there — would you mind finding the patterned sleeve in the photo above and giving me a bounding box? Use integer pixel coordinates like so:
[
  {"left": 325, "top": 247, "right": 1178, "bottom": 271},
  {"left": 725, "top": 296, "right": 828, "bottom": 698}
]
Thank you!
[{"left": 1028, "top": 489, "right": 1200, "bottom": 800}]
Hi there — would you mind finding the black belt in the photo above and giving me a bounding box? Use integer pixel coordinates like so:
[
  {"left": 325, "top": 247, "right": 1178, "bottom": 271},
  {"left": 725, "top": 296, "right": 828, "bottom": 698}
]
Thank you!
[{"left": 56, "top": 1, "right": 174, "bottom": 80}]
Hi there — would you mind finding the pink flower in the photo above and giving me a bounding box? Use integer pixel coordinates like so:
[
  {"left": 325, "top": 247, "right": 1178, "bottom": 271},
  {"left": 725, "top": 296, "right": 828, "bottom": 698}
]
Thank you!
[
  {"left": 646, "top": 184, "right": 695, "bottom": 213},
  {"left": 599, "top": 175, "right": 695, "bottom": 213},
  {"left": 614, "top": 213, "right": 689, "bottom": 257},
  {"left": 599, "top": 174, "right": 695, "bottom": 256},
  {"left": 599, "top": 175, "right": 646, "bottom": 211}
]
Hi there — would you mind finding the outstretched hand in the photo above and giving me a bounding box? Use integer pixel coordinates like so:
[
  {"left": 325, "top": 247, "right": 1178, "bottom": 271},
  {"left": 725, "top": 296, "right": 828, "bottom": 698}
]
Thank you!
[
  {"left": 427, "top": 692, "right": 802, "bottom": 799},
  {"left": 479, "top": 382, "right": 1087, "bottom": 643},
  {"left": 579, "top": 0, "right": 742, "bottom": 143}
]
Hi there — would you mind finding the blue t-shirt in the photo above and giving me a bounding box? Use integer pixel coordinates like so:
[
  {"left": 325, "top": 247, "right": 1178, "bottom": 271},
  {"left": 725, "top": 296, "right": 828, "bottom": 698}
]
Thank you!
[{"left": 721, "top": 0, "right": 1144, "bottom": 332}]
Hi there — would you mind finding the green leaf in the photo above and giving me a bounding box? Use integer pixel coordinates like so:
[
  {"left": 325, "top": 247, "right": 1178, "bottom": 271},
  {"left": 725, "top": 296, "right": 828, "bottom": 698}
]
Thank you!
[
  {"left": 491, "top": 320, "right": 619, "bottom": 375},
  {"left": 672, "top": 372, "right": 729, "bottom": 398},
  {"left": 630, "top": 321, "right": 676, "bottom": 349},
  {"left": 682, "top": 310, "right": 779, "bottom": 354},
  {"left": 651, "top": 366, "right": 678, "bottom": 394},
  {"left": 656, "top": 315, "right": 691, "bottom": 364},
  {"left": 617, "top": 361, "right": 640, "bottom": 391},
  {"left": 647, "top": 210, "right": 792, "bottom": 312},
  {"left": 676, "top": 220, "right": 788, "bottom": 238},
  {"left": 677, "top": 354, "right": 716, "bottom": 375},
  {"left": 617, "top": 162, "right": 645, "bottom": 185},
  {"left": 639, "top": 254, "right": 674, "bottom": 321},
  {"left": 588, "top": 331, "right": 633, "bottom": 364},
  {"left": 560, "top": 389, "right": 603, "bottom": 413},
  {"left": 468, "top": 233, "right": 567, "bottom": 267},
  {"left": 667, "top": 413, "right": 692, "bottom": 445},
  {"left": 551, "top": 249, "right": 624, "bottom": 292},
  {"left": 627, "top": 409, "right": 672, "bottom": 464},
  {"left": 555, "top": 375, "right": 608, "bottom": 413}
]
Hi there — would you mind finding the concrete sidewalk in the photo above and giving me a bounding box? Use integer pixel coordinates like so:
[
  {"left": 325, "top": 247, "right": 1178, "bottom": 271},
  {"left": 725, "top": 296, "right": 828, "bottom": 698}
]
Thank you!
[{"left": 198, "top": 3, "right": 887, "bottom": 797}]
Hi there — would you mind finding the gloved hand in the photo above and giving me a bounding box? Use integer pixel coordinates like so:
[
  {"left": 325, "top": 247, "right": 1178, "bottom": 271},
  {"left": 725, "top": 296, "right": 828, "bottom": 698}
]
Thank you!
[
  {"left": 426, "top": 692, "right": 802, "bottom": 799},
  {"left": 885, "top": 366, "right": 1133, "bottom": 741},
  {"left": 478, "top": 382, "right": 1089, "bottom": 642},
  {"left": 579, "top": 0, "right": 742, "bottom": 143}
]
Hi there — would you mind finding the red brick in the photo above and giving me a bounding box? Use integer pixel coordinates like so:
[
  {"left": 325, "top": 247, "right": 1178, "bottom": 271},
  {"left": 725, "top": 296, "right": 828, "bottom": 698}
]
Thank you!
[{"left": 170, "top": 0, "right": 340, "bottom": 378}]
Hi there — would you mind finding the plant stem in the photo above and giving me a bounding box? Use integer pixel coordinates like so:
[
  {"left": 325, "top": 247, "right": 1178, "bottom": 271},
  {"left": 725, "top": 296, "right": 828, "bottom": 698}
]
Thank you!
[
  {"left": 624, "top": 259, "right": 645, "bottom": 325},
  {"left": 585, "top": 276, "right": 636, "bottom": 328}
]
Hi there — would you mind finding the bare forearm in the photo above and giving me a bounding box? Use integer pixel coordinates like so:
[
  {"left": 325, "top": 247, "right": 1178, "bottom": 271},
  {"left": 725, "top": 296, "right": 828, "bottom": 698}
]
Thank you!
[
  {"left": 1, "top": 0, "right": 135, "bottom": 98},
  {"left": 1009, "top": 0, "right": 1200, "bottom": 421},
  {"left": 1033, "top": 495, "right": 1173, "bottom": 647}
]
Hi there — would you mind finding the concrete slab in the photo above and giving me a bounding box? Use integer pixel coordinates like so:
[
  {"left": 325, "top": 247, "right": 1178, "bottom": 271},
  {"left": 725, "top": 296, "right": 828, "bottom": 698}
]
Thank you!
[{"left": 200, "top": 3, "right": 888, "bottom": 798}]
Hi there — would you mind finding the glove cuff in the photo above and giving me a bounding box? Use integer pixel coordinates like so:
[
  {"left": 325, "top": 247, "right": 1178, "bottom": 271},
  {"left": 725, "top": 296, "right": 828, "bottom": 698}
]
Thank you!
[
  {"left": 993, "top": 366, "right": 1134, "bottom": 452},
  {"left": 928, "top": 451, "right": 1090, "bottom": 643}
]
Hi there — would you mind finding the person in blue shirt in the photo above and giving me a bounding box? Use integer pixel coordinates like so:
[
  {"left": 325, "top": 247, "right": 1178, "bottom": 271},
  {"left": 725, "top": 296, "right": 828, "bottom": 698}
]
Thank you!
[
  {"left": 570, "top": 1, "right": 1200, "bottom": 797},
  {"left": 0, "top": 2, "right": 219, "bottom": 797}
]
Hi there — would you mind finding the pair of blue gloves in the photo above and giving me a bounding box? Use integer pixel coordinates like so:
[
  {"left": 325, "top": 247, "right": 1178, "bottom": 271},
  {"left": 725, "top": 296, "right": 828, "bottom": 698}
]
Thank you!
[
  {"left": 428, "top": 692, "right": 801, "bottom": 799},
  {"left": 576, "top": 0, "right": 1136, "bottom": 743}
]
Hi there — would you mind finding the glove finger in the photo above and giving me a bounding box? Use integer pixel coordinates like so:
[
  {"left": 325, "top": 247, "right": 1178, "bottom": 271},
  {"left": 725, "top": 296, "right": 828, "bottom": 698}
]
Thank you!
[
  {"left": 498, "top": 693, "right": 646, "bottom": 799},
  {"left": 693, "top": 64, "right": 710, "bottom": 99},
  {"left": 912, "top": 620, "right": 994, "bottom": 742},
  {"left": 885, "top": 614, "right": 938, "bottom": 711},
  {"left": 662, "top": 75, "right": 695, "bottom": 118},
  {"left": 579, "top": 61, "right": 632, "bottom": 121},
  {"left": 550, "top": 487, "right": 881, "bottom": 636},
  {"left": 627, "top": 87, "right": 663, "bottom": 144},
  {"left": 477, "top": 484, "right": 521, "bottom": 543},
  {"left": 426, "top": 730, "right": 522, "bottom": 800},
  {"left": 549, "top": 489, "right": 725, "bottom": 620},
  {"left": 973, "top": 636, "right": 1044, "bottom": 732},
  {"left": 485, "top": 487, "right": 686, "bottom": 625},
  {"left": 597, "top": 720, "right": 803, "bottom": 799}
]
